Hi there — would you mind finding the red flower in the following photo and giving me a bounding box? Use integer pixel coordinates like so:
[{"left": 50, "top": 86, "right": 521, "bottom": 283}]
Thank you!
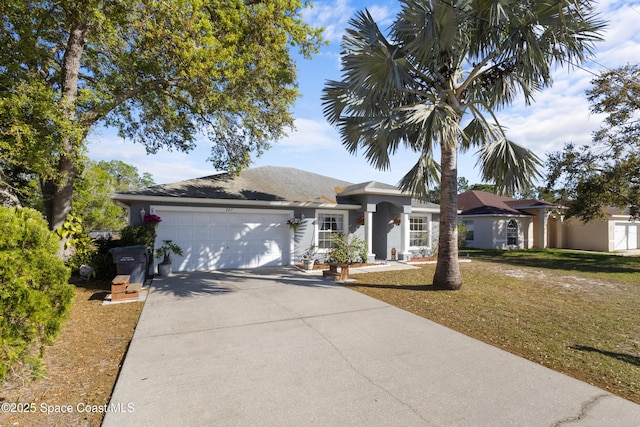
[{"left": 144, "top": 214, "right": 162, "bottom": 225}]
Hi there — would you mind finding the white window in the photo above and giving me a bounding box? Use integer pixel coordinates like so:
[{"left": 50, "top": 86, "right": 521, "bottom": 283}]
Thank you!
[
  {"left": 317, "top": 212, "right": 345, "bottom": 249},
  {"left": 409, "top": 215, "right": 430, "bottom": 247},
  {"left": 462, "top": 220, "right": 474, "bottom": 241}
]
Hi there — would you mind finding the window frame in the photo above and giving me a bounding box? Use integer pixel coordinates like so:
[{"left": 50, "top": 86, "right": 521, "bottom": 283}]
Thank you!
[
  {"left": 409, "top": 214, "right": 431, "bottom": 249},
  {"left": 507, "top": 219, "right": 518, "bottom": 246},
  {"left": 462, "top": 220, "right": 474, "bottom": 241},
  {"left": 316, "top": 210, "right": 348, "bottom": 251}
]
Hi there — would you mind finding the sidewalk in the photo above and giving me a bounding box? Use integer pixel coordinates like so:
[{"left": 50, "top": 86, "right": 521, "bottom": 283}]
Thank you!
[{"left": 103, "top": 267, "right": 640, "bottom": 426}]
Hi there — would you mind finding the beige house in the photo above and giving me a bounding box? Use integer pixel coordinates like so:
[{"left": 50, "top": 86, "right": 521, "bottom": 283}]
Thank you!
[
  {"left": 457, "top": 191, "right": 639, "bottom": 252},
  {"left": 562, "top": 208, "right": 639, "bottom": 252}
]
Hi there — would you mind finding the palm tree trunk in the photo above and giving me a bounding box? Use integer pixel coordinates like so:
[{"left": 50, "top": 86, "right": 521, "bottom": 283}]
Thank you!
[{"left": 433, "top": 143, "right": 462, "bottom": 290}]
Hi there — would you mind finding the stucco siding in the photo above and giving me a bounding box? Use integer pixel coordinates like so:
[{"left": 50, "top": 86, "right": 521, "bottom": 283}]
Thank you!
[
  {"left": 562, "top": 218, "right": 609, "bottom": 252},
  {"left": 465, "top": 217, "right": 494, "bottom": 249},
  {"left": 463, "top": 217, "right": 533, "bottom": 250}
]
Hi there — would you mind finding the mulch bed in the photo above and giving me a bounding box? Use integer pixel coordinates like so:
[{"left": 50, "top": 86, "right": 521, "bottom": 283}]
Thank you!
[
  {"left": 0, "top": 279, "right": 144, "bottom": 427},
  {"left": 294, "top": 262, "right": 381, "bottom": 271}
]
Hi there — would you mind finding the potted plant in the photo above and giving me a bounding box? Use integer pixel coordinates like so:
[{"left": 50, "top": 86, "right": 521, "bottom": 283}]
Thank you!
[
  {"left": 302, "top": 244, "right": 317, "bottom": 270},
  {"left": 155, "top": 240, "right": 183, "bottom": 276},
  {"left": 287, "top": 217, "right": 303, "bottom": 231}
]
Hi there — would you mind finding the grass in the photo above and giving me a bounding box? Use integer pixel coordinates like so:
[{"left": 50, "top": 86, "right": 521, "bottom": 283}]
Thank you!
[{"left": 347, "top": 250, "right": 640, "bottom": 404}]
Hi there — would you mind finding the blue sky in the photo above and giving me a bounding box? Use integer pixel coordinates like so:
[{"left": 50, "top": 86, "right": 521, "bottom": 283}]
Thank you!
[{"left": 87, "top": 0, "right": 640, "bottom": 188}]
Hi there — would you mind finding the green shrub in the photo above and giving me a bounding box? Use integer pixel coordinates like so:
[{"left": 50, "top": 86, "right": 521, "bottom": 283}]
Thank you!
[
  {"left": 0, "top": 207, "right": 74, "bottom": 383},
  {"left": 328, "top": 233, "right": 367, "bottom": 264},
  {"left": 120, "top": 223, "right": 156, "bottom": 248},
  {"left": 60, "top": 214, "right": 97, "bottom": 274},
  {"left": 68, "top": 223, "right": 156, "bottom": 281},
  {"left": 457, "top": 223, "right": 469, "bottom": 249}
]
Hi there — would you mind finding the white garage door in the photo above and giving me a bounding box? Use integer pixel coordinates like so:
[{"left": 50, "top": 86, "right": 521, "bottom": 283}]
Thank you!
[
  {"left": 614, "top": 223, "right": 638, "bottom": 251},
  {"left": 152, "top": 206, "right": 292, "bottom": 271}
]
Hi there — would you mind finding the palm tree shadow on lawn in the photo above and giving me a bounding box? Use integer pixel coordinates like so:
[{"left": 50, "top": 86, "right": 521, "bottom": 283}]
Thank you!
[{"left": 570, "top": 345, "right": 640, "bottom": 367}]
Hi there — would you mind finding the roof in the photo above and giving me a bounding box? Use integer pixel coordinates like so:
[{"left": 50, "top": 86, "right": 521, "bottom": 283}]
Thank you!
[
  {"left": 339, "top": 181, "right": 403, "bottom": 197},
  {"left": 457, "top": 190, "right": 558, "bottom": 216},
  {"left": 114, "top": 166, "right": 356, "bottom": 204},
  {"left": 603, "top": 206, "right": 632, "bottom": 216}
]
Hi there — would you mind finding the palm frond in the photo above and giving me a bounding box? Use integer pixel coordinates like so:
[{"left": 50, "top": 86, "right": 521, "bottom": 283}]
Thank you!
[
  {"left": 322, "top": 0, "right": 604, "bottom": 195},
  {"left": 340, "top": 9, "right": 416, "bottom": 104},
  {"left": 398, "top": 151, "right": 441, "bottom": 202},
  {"left": 476, "top": 138, "right": 543, "bottom": 196},
  {"left": 459, "top": 102, "right": 505, "bottom": 152}
]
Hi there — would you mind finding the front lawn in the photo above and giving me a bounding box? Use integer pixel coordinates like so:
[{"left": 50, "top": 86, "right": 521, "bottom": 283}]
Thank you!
[{"left": 347, "top": 250, "right": 640, "bottom": 404}]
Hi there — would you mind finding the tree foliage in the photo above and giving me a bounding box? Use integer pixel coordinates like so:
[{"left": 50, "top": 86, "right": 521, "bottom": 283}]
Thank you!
[
  {"left": 0, "top": 207, "right": 74, "bottom": 383},
  {"left": 322, "top": 0, "right": 603, "bottom": 289},
  {"left": 73, "top": 160, "right": 154, "bottom": 231},
  {"left": 328, "top": 233, "right": 367, "bottom": 264},
  {"left": 0, "top": 0, "right": 323, "bottom": 232},
  {"left": 546, "top": 64, "right": 640, "bottom": 221}
]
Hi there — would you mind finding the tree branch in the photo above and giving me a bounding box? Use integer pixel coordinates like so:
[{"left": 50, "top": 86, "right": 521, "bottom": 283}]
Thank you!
[
  {"left": 455, "top": 52, "right": 498, "bottom": 98},
  {"left": 80, "top": 78, "right": 187, "bottom": 126}
]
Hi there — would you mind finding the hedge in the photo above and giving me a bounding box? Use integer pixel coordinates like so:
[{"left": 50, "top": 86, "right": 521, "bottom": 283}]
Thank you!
[{"left": 0, "top": 207, "right": 74, "bottom": 382}]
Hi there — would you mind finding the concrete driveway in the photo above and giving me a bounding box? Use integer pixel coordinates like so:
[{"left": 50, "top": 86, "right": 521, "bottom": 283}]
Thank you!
[{"left": 103, "top": 267, "right": 640, "bottom": 426}]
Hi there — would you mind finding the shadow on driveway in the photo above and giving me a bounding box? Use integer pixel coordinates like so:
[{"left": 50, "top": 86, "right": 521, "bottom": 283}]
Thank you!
[
  {"left": 149, "top": 267, "right": 338, "bottom": 298},
  {"left": 150, "top": 271, "right": 234, "bottom": 298}
]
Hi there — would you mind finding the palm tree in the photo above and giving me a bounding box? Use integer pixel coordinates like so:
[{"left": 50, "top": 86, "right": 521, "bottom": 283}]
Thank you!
[{"left": 322, "top": 0, "right": 604, "bottom": 290}]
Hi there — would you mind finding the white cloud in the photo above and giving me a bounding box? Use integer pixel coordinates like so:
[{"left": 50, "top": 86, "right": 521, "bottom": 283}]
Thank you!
[
  {"left": 277, "top": 118, "right": 343, "bottom": 152},
  {"left": 305, "top": 0, "right": 398, "bottom": 43},
  {"left": 305, "top": 0, "right": 356, "bottom": 43},
  {"left": 367, "top": 4, "right": 395, "bottom": 27},
  {"left": 485, "top": 0, "right": 640, "bottom": 166},
  {"left": 86, "top": 131, "right": 217, "bottom": 185}
]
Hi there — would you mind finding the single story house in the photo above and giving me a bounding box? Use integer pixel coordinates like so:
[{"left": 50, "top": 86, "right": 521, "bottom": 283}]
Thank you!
[
  {"left": 457, "top": 190, "right": 640, "bottom": 252},
  {"left": 111, "top": 166, "right": 440, "bottom": 271},
  {"left": 457, "top": 190, "right": 565, "bottom": 250},
  {"left": 562, "top": 207, "right": 639, "bottom": 252}
]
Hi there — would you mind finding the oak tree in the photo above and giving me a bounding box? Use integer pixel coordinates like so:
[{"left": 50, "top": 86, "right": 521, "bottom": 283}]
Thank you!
[
  {"left": 0, "top": 0, "right": 322, "bottom": 237},
  {"left": 547, "top": 64, "right": 640, "bottom": 220}
]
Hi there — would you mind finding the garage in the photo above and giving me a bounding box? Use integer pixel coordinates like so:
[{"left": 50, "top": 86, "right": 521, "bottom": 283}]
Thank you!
[
  {"left": 152, "top": 206, "right": 292, "bottom": 271},
  {"left": 614, "top": 222, "right": 638, "bottom": 251}
]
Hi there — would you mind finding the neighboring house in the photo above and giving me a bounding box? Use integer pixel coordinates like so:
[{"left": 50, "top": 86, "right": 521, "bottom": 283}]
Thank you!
[
  {"left": 111, "top": 166, "right": 440, "bottom": 271},
  {"left": 562, "top": 207, "right": 639, "bottom": 252},
  {"left": 457, "top": 190, "right": 640, "bottom": 252},
  {"left": 457, "top": 190, "right": 565, "bottom": 250}
]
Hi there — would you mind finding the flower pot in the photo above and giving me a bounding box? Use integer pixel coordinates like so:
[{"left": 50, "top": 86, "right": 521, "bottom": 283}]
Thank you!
[
  {"left": 303, "top": 259, "right": 314, "bottom": 270},
  {"left": 157, "top": 263, "right": 172, "bottom": 277}
]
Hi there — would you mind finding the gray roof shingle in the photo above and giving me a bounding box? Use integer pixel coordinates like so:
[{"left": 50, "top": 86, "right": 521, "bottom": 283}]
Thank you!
[{"left": 116, "top": 166, "right": 356, "bottom": 204}]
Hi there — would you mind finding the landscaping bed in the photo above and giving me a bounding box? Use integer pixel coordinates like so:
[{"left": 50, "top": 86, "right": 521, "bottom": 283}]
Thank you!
[
  {"left": 0, "top": 279, "right": 144, "bottom": 427},
  {"left": 294, "top": 262, "right": 381, "bottom": 271}
]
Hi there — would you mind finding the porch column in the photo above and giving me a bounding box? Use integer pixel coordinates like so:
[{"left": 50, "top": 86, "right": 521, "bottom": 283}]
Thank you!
[
  {"left": 539, "top": 210, "right": 547, "bottom": 249},
  {"left": 400, "top": 211, "right": 411, "bottom": 261},
  {"left": 365, "top": 210, "right": 375, "bottom": 263},
  {"left": 556, "top": 214, "right": 564, "bottom": 249}
]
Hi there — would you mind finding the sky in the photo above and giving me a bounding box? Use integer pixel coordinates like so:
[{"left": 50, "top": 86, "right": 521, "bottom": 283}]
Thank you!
[{"left": 87, "top": 0, "right": 640, "bottom": 188}]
